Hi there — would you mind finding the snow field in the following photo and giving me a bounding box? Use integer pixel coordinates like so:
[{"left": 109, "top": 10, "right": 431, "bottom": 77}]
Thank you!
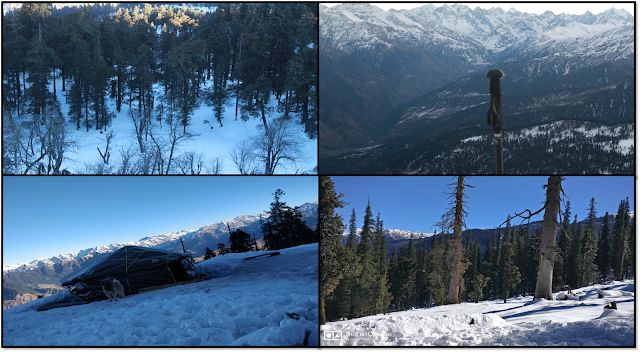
[
  {"left": 322, "top": 280, "right": 634, "bottom": 346},
  {"left": 47, "top": 74, "right": 317, "bottom": 174},
  {"left": 3, "top": 244, "right": 318, "bottom": 346}
]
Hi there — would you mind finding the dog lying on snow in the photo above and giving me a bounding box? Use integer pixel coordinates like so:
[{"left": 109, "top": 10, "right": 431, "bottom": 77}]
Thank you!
[{"left": 101, "top": 277, "right": 126, "bottom": 302}]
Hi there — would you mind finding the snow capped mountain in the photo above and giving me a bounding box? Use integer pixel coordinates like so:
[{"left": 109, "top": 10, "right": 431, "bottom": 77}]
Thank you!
[
  {"left": 321, "top": 3, "right": 632, "bottom": 65},
  {"left": 3, "top": 201, "right": 318, "bottom": 274},
  {"left": 342, "top": 227, "right": 435, "bottom": 241},
  {"left": 344, "top": 210, "right": 633, "bottom": 256},
  {"left": 320, "top": 3, "right": 634, "bottom": 173}
]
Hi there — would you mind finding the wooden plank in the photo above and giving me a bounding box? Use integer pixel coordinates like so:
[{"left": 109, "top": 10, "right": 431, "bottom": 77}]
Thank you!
[{"left": 244, "top": 252, "right": 280, "bottom": 260}]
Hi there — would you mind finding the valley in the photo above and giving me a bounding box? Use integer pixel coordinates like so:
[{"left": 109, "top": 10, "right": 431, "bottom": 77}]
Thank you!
[{"left": 319, "top": 4, "right": 634, "bottom": 174}]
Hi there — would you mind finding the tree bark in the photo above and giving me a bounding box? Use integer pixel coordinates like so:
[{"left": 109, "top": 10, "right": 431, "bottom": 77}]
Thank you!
[
  {"left": 319, "top": 295, "right": 326, "bottom": 325},
  {"left": 534, "top": 176, "right": 562, "bottom": 300},
  {"left": 445, "top": 176, "right": 465, "bottom": 304}
]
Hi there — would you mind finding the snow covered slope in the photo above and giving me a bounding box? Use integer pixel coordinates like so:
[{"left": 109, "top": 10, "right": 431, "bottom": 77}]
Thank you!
[
  {"left": 321, "top": 279, "right": 634, "bottom": 346},
  {"left": 3, "top": 244, "right": 319, "bottom": 346}
]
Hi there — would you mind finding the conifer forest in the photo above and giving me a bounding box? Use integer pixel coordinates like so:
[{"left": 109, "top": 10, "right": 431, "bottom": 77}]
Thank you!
[
  {"left": 2, "top": 3, "right": 318, "bottom": 174},
  {"left": 319, "top": 176, "right": 635, "bottom": 324}
]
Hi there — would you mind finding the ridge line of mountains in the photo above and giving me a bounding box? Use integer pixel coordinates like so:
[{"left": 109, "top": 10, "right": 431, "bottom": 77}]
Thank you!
[
  {"left": 320, "top": 3, "right": 634, "bottom": 174},
  {"left": 344, "top": 211, "right": 634, "bottom": 255}
]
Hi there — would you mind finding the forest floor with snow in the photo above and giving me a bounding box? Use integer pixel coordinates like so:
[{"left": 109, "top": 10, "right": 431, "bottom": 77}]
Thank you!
[
  {"left": 3, "top": 244, "right": 319, "bottom": 347},
  {"left": 321, "top": 280, "right": 634, "bottom": 346},
  {"left": 63, "top": 78, "right": 317, "bottom": 174},
  {"left": 8, "top": 75, "right": 317, "bottom": 175}
]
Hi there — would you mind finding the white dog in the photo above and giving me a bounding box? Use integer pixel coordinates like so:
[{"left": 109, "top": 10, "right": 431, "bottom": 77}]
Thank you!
[{"left": 101, "top": 277, "right": 126, "bottom": 302}]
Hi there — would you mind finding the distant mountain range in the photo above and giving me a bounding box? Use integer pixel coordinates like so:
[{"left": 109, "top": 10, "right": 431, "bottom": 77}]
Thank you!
[
  {"left": 344, "top": 210, "right": 634, "bottom": 255},
  {"left": 320, "top": 4, "right": 634, "bottom": 174},
  {"left": 2, "top": 200, "right": 318, "bottom": 309}
]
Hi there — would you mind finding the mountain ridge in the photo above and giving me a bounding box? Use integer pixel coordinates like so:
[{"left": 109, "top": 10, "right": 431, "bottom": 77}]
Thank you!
[
  {"left": 3, "top": 200, "right": 318, "bottom": 273},
  {"left": 344, "top": 210, "right": 634, "bottom": 255},
  {"left": 319, "top": 3, "right": 634, "bottom": 167}
]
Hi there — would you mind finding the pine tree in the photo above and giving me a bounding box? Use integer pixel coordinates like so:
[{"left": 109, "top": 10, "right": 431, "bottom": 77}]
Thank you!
[
  {"left": 557, "top": 201, "right": 572, "bottom": 287},
  {"left": 319, "top": 176, "right": 360, "bottom": 325},
  {"left": 490, "top": 230, "right": 504, "bottom": 297},
  {"left": 371, "top": 213, "right": 392, "bottom": 315},
  {"left": 204, "top": 247, "right": 215, "bottom": 260},
  {"left": 428, "top": 235, "right": 448, "bottom": 306},
  {"left": 353, "top": 199, "right": 375, "bottom": 317},
  {"left": 577, "top": 222, "right": 597, "bottom": 287},
  {"left": 480, "top": 233, "right": 495, "bottom": 299},
  {"left": 331, "top": 208, "right": 360, "bottom": 319},
  {"left": 596, "top": 212, "right": 612, "bottom": 279},
  {"left": 612, "top": 198, "right": 630, "bottom": 280},
  {"left": 463, "top": 233, "right": 481, "bottom": 301},
  {"left": 415, "top": 238, "right": 431, "bottom": 306},
  {"left": 91, "top": 55, "right": 111, "bottom": 131},
  {"left": 626, "top": 217, "right": 635, "bottom": 279},
  {"left": 25, "top": 34, "right": 58, "bottom": 124},
  {"left": 576, "top": 198, "right": 598, "bottom": 287},
  {"left": 396, "top": 241, "right": 418, "bottom": 310},
  {"left": 326, "top": 208, "right": 359, "bottom": 321},
  {"left": 69, "top": 39, "right": 92, "bottom": 130},
  {"left": 229, "top": 229, "right": 252, "bottom": 253},
  {"left": 388, "top": 246, "right": 400, "bottom": 310},
  {"left": 470, "top": 273, "right": 490, "bottom": 303},
  {"left": 501, "top": 242, "right": 521, "bottom": 303}
]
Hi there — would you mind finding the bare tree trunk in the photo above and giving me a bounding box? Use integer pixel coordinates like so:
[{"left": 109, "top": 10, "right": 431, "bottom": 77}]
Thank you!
[
  {"left": 319, "top": 295, "right": 326, "bottom": 326},
  {"left": 534, "top": 176, "right": 562, "bottom": 300},
  {"left": 445, "top": 176, "right": 466, "bottom": 304}
]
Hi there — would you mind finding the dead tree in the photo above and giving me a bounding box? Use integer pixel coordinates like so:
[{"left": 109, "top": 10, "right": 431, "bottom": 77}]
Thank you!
[
  {"left": 97, "top": 131, "right": 113, "bottom": 164},
  {"left": 444, "top": 176, "right": 472, "bottom": 305},
  {"left": 534, "top": 176, "right": 563, "bottom": 300}
]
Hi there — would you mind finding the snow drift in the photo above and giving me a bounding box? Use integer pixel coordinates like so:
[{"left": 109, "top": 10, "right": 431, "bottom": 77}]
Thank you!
[
  {"left": 3, "top": 244, "right": 318, "bottom": 346},
  {"left": 321, "top": 280, "right": 634, "bottom": 346}
]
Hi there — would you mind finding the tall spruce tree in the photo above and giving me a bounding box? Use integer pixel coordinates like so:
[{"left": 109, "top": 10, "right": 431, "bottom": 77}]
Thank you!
[
  {"left": 500, "top": 242, "right": 521, "bottom": 303},
  {"left": 415, "top": 238, "right": 431, "bottom": 306},
  {"left": 596, "top": 212, "right": 612, "bottom": 279},
  {"left": 396, "top": 241, "right": 418, "bottom": 310},
  {"left": 354, "top": 199, "right": 375, "bottom": 317},
  {"left": 557, "top": 201, "right": 572, "bottom": 287},
  {"left": 91, "top": 55, "right": 111, "bottom": 131},
  {"left": 25, "top": 36, "right": 57, "bottom": 124},
  {"left": 371, "top": 213, "right": 392, "bottom": 315},
  {"left": 427, "top": 235, "right": 448, "bottom": 306},
  {"left": 388, "top": 246, "right": 401, "bottom": 309},
  {"left": 612, "top": 198, "right": 630, "bottom": 280},
  {"left": 326, "top": 208, "right": 359, "bottom": 320},
  {"left": 576, "top": 198, "right": 598, "bottom": 287},
  {"left": 319, "top": 176, "right": 359, "bottom": 325}
]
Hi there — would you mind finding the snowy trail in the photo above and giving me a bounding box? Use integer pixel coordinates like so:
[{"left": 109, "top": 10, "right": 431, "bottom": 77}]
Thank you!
[
  {"left": 3, "top": 244, "right": 318, "bottom": 346},
  {"left": 321, "top": 280, "right": 634, "bottom": 346}
]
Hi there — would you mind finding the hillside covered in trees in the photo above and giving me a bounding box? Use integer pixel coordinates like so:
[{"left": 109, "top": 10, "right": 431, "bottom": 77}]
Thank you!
[{"left": 3, "top": 3, "right": 318, "bottom": 174}]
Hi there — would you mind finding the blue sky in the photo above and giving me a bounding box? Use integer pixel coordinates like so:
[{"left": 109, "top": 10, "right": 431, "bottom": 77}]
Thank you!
[
  {"left": 331, "top": 176, "right": 634, "bottom": 234},
  {"left": 2, "top": 176, "right": 318, "bottom": 266}
]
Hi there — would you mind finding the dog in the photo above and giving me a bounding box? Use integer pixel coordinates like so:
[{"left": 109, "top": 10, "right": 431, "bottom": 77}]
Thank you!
[{"left": 101, "top": 277, "right": 126, "bottom": 302}]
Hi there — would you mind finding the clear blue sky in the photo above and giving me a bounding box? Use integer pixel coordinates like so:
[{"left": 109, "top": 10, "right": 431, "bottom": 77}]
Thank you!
[
  {"left": 3, "top": 176, "right": 318, "bottom": 266},
  {"left": 331, "top": 176, "right": 634, "bottom": 234}
]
